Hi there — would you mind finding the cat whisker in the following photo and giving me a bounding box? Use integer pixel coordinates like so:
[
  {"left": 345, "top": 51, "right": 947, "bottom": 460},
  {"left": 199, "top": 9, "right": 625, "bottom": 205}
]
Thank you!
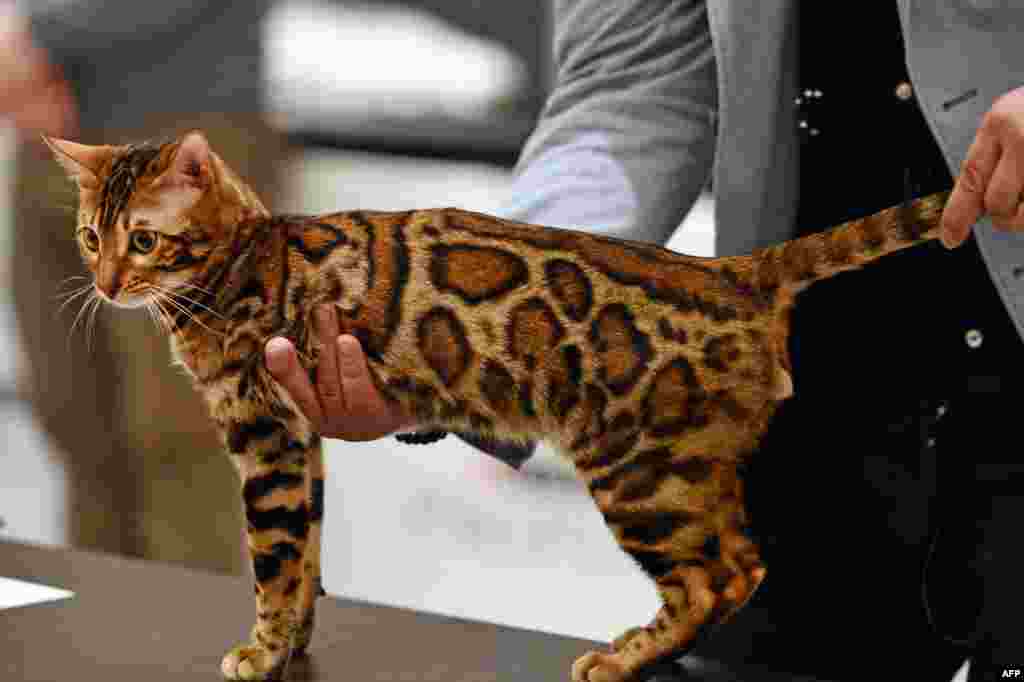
[
  {"left": 146, "top": 302, "right": 161, "bottom": 334},
  {"left": 158, "top": 300, "right": 178, "bottom": 336},
  {"left": 156, "top": 299, "right": 175, "bottom": 335},
  {"left": 151, "top": 283, "right": 225, "bottom": 320},
  {"left": 86, "top": 295, "right": 103, "bottom": 353},
  {"left": 54, "top": 278, "right": 93, "bottom": 302},
  {"left": 147, "top": 296, "right": 174, "bottom": 335},
  {"left": 150, "top": 293, "right": 179, "bottom": 335},
  {"left": 178, "top": 281, "right": 216, "bottom": 297},
  {"left": 142, "top": 295, "right": 162, "bottom": 333},
  {"left": 55, "top": 275, "right": 90, "bottom": 290},
  {"left": 152, "top": 303, "right": 169, "bottom": 335},
  {"left": 54, "top": 282, "right": 92, "bottom": 300},
  {"left": 143, "top": 299, "right": 157, "bottom": 331},
  {"left": 152, "top": 290, "right": 204, "bottom": 333},
  {"left": 153, "top": 289, "right": 224, "bottom": 337},
  {"left": 65, "top": 291, "right": 97, "bottom": 353},
  {"left": 168, "top": 286, "right": 220, "bottom": 309},
  {"left": 54, "top": 284, "right": 94, "bottom": 318}
]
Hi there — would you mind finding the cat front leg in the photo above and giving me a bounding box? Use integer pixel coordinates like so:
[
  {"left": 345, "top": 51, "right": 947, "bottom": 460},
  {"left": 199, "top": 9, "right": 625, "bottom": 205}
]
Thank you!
[
  {"left": 219, "top": 416, "right": 318, "bottom": 681},
  {"left": 292, "top": 440, "right": 325, "bottom": 657}
]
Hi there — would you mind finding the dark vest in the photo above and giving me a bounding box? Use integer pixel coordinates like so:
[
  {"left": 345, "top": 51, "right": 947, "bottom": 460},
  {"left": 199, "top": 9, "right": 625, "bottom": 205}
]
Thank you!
[
  {"left": 793, "top": 3, "right": 1017, "bottom": 399},
  {"left": 698, "top": 6, "right": 1021, "bottom": 677}
]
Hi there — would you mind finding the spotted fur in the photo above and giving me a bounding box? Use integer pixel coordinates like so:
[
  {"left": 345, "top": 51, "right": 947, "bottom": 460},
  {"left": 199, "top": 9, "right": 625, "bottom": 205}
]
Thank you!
[{"left": 44, "top": 130, "right": 950, "bottom": 682}]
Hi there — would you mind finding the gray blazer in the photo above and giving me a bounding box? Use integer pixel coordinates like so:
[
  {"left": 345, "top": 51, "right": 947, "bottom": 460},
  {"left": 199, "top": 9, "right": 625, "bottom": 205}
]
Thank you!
[{"left": 503, "top": 0, "right": 1024, "bottom": 342}]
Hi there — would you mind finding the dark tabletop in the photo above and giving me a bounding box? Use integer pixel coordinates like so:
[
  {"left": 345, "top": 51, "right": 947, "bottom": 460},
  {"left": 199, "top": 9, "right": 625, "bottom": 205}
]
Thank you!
[{"left": 0, "top": 540, "right": 825, "bottom": 681}]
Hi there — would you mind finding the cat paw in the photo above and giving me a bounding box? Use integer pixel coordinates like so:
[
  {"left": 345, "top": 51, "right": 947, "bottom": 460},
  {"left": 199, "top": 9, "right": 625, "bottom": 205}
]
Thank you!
[
  {"left": 610, "top": 626, "right": 645, "bottom": 652},
  {"left": 220, "top": 642, "right": 290, "bottom": 681},
  {"left": 571, "top": 650, "right": 629, "bottom": 682}
]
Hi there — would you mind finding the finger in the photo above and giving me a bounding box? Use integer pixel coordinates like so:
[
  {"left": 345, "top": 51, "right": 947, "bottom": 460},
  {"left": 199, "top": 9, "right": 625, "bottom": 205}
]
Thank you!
[
  {"left": 942, "top": 130, "right": 1000, "bottom": 248},
  {"left": 265, "top": 336, "right": 323, "bottom": 426},
  {"left": 313, "top": 304, "right": 345, "bottom": 415},
  {"left": 985, "top": 144, "right": 1024, "bottom": 219},
  {"left": 330, "top": 334, "right": 414, "bottom": 439},
  {"left": 336, "top": 334, "right": 376, "bottom": 416}
]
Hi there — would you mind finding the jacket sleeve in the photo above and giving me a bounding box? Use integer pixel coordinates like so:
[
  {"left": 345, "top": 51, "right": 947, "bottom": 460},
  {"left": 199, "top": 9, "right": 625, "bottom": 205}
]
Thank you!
[
  {"left": 499, "top": 0, "right": 717, "bottom": 246},
  {"left": 26, "top": 1, "right": 219, "bottom": 64}
]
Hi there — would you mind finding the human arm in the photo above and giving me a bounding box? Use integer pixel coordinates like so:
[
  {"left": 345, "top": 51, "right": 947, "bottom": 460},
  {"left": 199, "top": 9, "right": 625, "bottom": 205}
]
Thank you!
[
  {"left": 502, "top": 0, "right": 717, "bottom": 240},
  {"left": 0, "top": 5, "right": 76, "bottom": 138}
]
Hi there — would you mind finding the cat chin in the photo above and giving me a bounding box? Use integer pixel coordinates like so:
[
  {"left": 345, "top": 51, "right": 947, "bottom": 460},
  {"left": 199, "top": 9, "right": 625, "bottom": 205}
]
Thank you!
[{"left": 105, "top": 294, "right": 149, "bottom": 310}]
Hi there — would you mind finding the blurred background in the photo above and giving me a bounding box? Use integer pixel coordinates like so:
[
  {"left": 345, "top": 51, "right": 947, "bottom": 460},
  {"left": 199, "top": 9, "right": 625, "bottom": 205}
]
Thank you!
[{"left": 4, "top": 0, "right": 714, "bottom": 649}]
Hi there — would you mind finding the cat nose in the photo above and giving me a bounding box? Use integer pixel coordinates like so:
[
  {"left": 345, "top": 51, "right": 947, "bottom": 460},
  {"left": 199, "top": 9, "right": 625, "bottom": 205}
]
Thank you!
[
  {"left": 97, "top": 277, "right": 121, "bottom": 301},
  {"left": 96, "top": 264, "right": 122, "bottom": 301}
]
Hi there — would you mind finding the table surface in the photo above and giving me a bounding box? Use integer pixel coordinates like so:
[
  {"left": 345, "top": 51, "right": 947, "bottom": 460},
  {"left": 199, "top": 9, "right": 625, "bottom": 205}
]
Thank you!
[{"left": 0, "top": 540, "right": 825, "bottom": 681}]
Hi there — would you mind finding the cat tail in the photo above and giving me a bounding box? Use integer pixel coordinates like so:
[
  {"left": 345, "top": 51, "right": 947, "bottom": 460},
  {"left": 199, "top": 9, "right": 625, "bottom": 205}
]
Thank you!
[{"left": 738, "top": 189, "right": 950, "bottom": 298}]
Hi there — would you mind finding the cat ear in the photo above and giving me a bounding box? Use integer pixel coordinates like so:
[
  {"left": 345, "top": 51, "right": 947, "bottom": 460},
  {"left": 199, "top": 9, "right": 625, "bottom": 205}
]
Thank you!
[
  {"left": 156, "top": 131, "right": 212, "bottom": 190},
  {"left": 40, "top": 135, "right": 112, "bottom": 188},
  {"left": 149, "top": 131, "right": 212, "bottom": 215}
]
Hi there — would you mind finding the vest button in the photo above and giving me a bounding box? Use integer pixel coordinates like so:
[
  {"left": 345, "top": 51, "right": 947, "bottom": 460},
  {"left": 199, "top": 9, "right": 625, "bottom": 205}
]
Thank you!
[
  {"left": 895, "top": 81, "right": 914, "bottom": 101},
  {"left": 965, "top": 328, "right": 984, "bottom": 349}
]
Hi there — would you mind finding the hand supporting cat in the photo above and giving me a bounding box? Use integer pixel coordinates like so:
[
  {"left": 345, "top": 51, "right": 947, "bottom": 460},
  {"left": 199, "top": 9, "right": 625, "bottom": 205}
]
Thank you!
[{"left": 264, "top": 305, "right": 414, "bottom": 442}]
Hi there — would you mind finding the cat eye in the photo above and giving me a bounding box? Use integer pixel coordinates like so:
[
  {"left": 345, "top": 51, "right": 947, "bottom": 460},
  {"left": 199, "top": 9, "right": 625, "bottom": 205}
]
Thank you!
[
  {"left": 131, "top": 230, "right": 158, "bottom": 254},
  {"left": 79, "top": 226, "right": 99, "bottom": 252}
]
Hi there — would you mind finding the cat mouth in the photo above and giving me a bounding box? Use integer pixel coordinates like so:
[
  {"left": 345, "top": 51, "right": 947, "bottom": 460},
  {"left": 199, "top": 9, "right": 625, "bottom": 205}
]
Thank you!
[
  {"left": 97, "top": 283, "right": 150, "bottom": 309},
  {"left": 107, "top": 294, "right": 149, "bottom": 309}
]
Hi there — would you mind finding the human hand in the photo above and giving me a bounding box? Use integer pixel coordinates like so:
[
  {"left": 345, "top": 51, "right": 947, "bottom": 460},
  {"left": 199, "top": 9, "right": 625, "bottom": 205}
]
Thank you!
[
  {"left": 0, "top": 6, "right": 78, "bottom": 139},
  {"left": 264, "top": 305, "right": 415, "bottom": 441},
  {"left": 941, "top": 87, "right": 1024, "bottom": 249}
]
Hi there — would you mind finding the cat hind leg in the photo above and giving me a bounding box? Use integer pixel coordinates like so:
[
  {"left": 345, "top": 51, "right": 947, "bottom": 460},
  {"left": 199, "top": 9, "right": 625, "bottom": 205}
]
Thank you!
[{"left": 572, "top": 526, "right": 766, "bottom": 682}]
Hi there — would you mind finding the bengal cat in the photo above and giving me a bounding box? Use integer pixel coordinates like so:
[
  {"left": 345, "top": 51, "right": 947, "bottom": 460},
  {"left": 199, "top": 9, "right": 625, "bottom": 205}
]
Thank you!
[{"left": 43, "top": 131, "right": 952, "bottom": 681}]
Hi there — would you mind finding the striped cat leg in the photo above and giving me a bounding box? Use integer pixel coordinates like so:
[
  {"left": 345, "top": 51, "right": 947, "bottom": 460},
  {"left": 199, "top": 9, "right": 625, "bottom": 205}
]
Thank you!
[
  {"left": 221, "top": 419, "right": 314, "bottom": 681},
  {"left": 576, "top": 456, "right": 765, "bottom": 682},
  {"left": 574, "top": 536, "right": 766, "bottom": 681},
  {"left": 292, "top": 437, "right": 325, "bottom": 656}
]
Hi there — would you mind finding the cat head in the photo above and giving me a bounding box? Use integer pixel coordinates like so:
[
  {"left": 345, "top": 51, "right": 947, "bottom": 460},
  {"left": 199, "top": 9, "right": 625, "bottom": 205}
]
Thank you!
[{"left": 43, "top": 131, "right": 268, "bottom": 310}]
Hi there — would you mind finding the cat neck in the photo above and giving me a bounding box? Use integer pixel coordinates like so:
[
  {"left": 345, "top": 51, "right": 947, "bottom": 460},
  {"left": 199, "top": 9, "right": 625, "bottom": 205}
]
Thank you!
[
  {"left": 211, "top": 216, "right": 276, "bottom": 313},
  {"left": 168, "top": 215, "right": 274, "bottom": 340}
]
